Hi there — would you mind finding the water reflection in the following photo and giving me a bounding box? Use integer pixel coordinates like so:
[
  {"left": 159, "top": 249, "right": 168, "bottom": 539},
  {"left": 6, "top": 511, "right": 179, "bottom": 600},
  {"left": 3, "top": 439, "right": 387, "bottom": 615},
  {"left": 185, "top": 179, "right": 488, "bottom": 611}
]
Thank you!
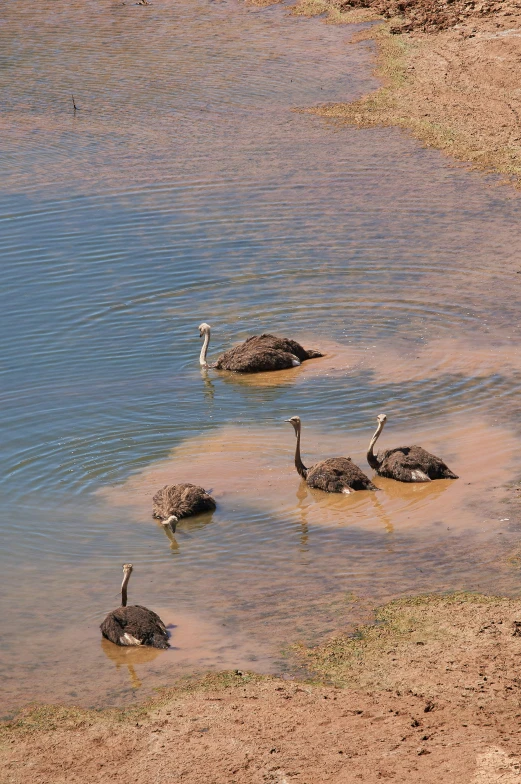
[
  {"left": 295, "top": 482, "right": 311, "bottom": 553},
  {"left": 100, "top": 638, "right": 166, "bottom": 690},
  {"left": 157, "top": 509, "right": 218, "bottom": 550},
  {"left": 216, "top": 365, "right": 301, "bottom": 389},
  {"left": 370, "top": 493, "right": 395, "bottom": 538},
  {"left": 200, "top": 368, "right": 216, "bottom": 400},
  {"left": 160, "top": 522, "right": 180, "bottom": 551}
]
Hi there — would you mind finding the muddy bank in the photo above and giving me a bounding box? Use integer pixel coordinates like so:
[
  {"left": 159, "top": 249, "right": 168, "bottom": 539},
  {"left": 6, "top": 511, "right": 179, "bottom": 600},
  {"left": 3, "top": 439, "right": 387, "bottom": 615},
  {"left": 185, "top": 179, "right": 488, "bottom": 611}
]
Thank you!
[
  {"left": 3, "top": 593, "right": 521, "bottom": 783},
  {"left": 293, "top": 0, "right": 521, "bottom": 183}
]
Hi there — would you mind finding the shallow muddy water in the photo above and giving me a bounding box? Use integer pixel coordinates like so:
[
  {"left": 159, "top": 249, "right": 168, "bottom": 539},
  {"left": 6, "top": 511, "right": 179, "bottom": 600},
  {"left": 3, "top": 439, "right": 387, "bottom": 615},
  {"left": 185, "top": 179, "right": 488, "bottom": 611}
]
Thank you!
[{"left": 2, "top": 0, "right": 521, "bottom": 715}]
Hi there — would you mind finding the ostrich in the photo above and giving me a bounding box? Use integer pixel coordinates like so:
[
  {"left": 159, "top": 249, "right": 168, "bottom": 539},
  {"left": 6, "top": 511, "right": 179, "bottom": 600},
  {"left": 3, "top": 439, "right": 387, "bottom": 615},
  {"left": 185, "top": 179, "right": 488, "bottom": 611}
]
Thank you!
[
  {"left": 152, "top": 483, "right": 216, "bottom": 531},
  {"left": 100, "top": 564, "right": 169, "bottom": 649},
  {"left": 366, "top": 414, "right": 459, "bottom": 482},
  {"left": 286, "top": 416, "right": 377, "bottom": 493},
  {"left": 198, "top": 323, "right": 323, "bottom": 373}
]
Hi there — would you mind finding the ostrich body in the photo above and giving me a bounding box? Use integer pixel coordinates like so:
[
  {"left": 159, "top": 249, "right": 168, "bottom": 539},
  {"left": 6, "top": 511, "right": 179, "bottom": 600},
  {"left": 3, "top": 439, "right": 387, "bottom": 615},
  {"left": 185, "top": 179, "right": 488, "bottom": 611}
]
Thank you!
[
  {"left": 152, "top": 482, "right": 216, "bottom": 530},
  {"left": 199, "top": 323, "right": 323, "bottom": 373},
  {"left": 367, "top": 414, "right": 459, "bottom": 483},
  {"left": 287, "top": 416, "right": 377, "bottom": 493},
  {"left": 100, "top": 564, "right": 169, "bottom": 649}
]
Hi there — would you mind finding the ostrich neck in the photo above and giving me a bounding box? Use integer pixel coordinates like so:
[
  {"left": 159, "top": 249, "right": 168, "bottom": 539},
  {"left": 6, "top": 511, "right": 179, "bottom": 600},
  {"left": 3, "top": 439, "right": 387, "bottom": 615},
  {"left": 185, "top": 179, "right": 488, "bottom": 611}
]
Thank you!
[
  {"left": 127, "top": 664, "right": 141, "bottom": 690},
  {"left": 199, "top": 332, "right": 210, "bottom": 367},
  {"left": 121, "top": 573, "right": 131, "bottom": 607},
  {"left": 294, "top": 424, "right": 308, "bottom": 479},
  {"left": 367, "top": 422, "right": 384, "bottom": 470}
]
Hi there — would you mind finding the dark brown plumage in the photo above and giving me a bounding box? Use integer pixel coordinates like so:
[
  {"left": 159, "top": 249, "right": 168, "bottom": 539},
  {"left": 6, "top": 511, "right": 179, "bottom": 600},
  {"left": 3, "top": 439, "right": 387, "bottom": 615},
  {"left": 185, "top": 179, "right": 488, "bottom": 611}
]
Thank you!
[
  {"left": 199, "top": 323, "right": 322, "bottom": 373},
  {"left": 100, "top": 564, "right": 169, "bottom": 649},
  {"left": 152, "top": 483, "right": 216, "bottom": 523},
  {"left": 286, "top": 416, "right": 377, "bottom": 493},
  {"left": 367, "top": 414, "right": 459, "bottom": 483}
]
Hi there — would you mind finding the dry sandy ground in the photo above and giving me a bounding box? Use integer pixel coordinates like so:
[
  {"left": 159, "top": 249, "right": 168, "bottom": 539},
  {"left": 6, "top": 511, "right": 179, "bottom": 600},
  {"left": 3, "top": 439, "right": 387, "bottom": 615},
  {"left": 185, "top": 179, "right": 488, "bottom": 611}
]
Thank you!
[
  {"left": 3, "top": 594, "right": 521, "bottom": 783},
  {"left": 290, "top": 0, "right": 521, "bottom": 183}
]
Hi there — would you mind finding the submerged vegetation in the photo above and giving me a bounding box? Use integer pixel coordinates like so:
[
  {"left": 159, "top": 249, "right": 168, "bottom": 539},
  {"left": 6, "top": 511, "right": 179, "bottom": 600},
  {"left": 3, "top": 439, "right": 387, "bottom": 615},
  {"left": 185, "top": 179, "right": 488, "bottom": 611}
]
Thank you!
[{"left": 293, "top": 592, "right": 521, "bottom": 693}]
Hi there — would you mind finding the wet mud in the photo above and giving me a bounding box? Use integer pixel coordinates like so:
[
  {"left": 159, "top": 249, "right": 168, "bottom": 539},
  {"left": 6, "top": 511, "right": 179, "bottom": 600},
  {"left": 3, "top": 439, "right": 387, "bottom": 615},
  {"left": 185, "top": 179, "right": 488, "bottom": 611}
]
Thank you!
[
  {"left": 5, "top": 595, "right": 521, "bottom": 784},
  {"left": 101, "top": 414, "right": 512, "bottom": 535}
]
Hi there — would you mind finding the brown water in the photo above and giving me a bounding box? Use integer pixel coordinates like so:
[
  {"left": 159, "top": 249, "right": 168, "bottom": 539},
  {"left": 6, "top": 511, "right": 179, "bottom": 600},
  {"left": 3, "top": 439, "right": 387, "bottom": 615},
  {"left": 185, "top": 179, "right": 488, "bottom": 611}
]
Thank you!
[{"left": 2, "top": 0, "right": 521, "bottom": 717}]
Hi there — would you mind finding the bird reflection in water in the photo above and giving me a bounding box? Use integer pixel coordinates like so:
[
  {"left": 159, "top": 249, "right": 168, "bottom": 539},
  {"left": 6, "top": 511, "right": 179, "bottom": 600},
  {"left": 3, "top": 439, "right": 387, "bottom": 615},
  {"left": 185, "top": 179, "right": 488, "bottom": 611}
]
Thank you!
[
  {"left": 200, "top": 367, "right": 215, "bottom": 401},
  {"left": 100, "top": 638, "right": 166, "bottom": 690},
  {"left": 369, "top": 492, "right": 395, "bottom": 545},
  {"left": 293, "top": 475, "right": 396, "bottom": 545},
  {"left": 158, "top": 507, "right": 217, "bottom": 550},
  {"left": 160, "top": 520, "right": 180, "bottom": 551},
  {"left": 295, "top": 482, "right": 310, "bottom": 553},
  {"left": 374, "top": 471, "right": 455, "bottom": 524}
]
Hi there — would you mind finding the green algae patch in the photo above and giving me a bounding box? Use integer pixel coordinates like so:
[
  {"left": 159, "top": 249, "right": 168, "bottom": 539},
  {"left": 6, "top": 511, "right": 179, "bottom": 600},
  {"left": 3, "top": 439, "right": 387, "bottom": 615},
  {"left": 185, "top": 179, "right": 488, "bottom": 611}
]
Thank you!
[
  {"left": 0, "top": 670, "right": 268, "bottom": 736},
  {"left": 291, "top": 592, "right": 521, "bottom": 695}
]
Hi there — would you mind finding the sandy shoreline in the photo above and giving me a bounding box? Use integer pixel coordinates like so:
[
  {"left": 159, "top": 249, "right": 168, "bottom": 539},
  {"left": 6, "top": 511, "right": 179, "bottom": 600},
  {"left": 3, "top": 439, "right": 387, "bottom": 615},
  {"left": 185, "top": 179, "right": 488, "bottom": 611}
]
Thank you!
[
  {"left": 287, "top": 0, "right": 521, "bottom": 184},
  {"left": 3, "top": 593, "right": 521, "bottom": 782}
]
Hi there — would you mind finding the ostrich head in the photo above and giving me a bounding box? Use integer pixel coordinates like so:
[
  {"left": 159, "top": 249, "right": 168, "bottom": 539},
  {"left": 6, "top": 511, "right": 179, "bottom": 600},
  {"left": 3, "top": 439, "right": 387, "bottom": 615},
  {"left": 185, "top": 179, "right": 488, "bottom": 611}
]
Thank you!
[
  {"left": 199, "top": 323, "right": 211, "bottom": 338},
  {"left": 376, "top": 413, "right": 387, "bottom": 427},
  {"left": 286, "top": 416, "right": 301, "bottom": 434},
  {"left": 122, "top": 563, "right": 133, "bottom": 576},
  {"left": 162, "top": 515, "right": 178, "bottom": 533}
]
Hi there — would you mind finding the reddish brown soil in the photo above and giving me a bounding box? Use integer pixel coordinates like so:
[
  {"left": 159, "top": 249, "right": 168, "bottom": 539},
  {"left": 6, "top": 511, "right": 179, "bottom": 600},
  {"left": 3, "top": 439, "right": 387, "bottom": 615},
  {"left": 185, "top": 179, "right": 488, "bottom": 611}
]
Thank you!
[
  {"left": 304, "top": 0, "right": 521, "bottom": 183},
  {"left": 338, "top": 0, "right": 516, "bottom": 34},
  {"left": 3, "top": 595, "right": 521, "bottom": 783}
]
